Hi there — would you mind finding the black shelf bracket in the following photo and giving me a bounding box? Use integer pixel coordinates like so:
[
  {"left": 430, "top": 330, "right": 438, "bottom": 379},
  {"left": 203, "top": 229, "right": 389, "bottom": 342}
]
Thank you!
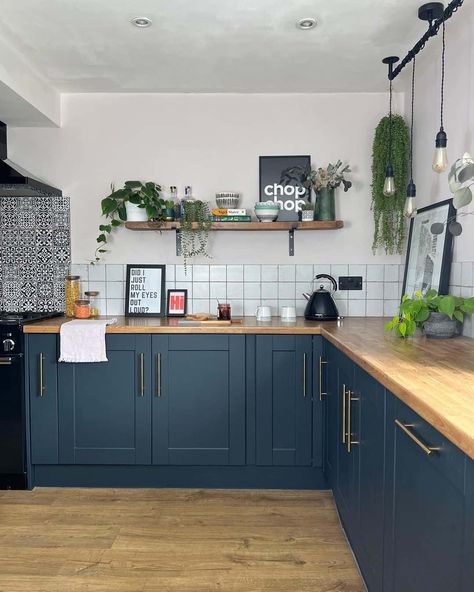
[{"left": 289, "top": 229, "right": 295, "bottom": 256}]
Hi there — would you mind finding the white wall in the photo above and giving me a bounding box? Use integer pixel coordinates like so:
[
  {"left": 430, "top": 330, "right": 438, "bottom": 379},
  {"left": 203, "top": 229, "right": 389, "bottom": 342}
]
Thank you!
[
  {"left": 402, "top": 0, "right": 474, "bottom": 263},
  {"left": 9, "top": 92, "right": 404, "bottom": 264}
]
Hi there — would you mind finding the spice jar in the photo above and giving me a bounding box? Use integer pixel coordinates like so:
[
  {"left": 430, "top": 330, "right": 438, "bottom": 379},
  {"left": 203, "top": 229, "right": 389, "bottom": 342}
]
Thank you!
[
  {"left": 74, "top": 299, "right": 91, "bottom": 319},
  {"left": 65, "top": 275, "right": 81, "bottom": 317},
  {"left": 84, "top": 291, "right": 100, "bottom": 317}
]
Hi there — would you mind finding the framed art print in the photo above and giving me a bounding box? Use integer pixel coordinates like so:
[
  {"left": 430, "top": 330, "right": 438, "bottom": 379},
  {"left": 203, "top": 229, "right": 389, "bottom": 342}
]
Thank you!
[
  {"left": 259, "top": 155, "right": 311, "bottom": 220},
  {"left": 166, "top": 289, "right": 188, "bottom": 317},
  {"left": 125, "top": 264, "right": 166, "bottom": 317},
  {"left": 402, "top": 199, "right": 455, "bottom": 297}
]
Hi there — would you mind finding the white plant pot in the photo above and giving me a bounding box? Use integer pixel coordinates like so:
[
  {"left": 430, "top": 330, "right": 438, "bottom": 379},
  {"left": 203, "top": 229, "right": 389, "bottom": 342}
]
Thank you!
[
  {"left": 301, "top": 210, "right": 314, "bottom": 221},
  {"left": 125, "top": 202, "right": 148, "bottom": 222}
]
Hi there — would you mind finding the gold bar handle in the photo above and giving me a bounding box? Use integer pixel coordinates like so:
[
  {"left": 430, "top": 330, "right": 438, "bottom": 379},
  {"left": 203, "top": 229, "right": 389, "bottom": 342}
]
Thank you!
[
  {"left": 156, "top": 353, "right": 161, "bottom": 397},
  {"left": 39, "top": 353, "right": 45, "bottom": 397},
  {"left": 342, "top": 385, "right": 348, "bottom": 443},
  {"left": 395, "top": 420, "right": 439, "bottom": 456},
  {"left": 303, "top": 353, "right": 307, "bottom": 397},
  {"left": 319, "top": 357, "right": 327, "bottom": 401},
  {"left": 347, "top": 396, "right": 360, "bottom": 453},
  {"left": 139, "top": 353, "right": 144, "bottom": 397}
]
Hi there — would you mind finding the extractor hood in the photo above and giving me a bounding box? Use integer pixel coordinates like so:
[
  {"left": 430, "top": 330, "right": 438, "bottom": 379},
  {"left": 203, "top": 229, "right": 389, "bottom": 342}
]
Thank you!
[{"left": 0, "top": 121, "right": 62, "bottom": 197}]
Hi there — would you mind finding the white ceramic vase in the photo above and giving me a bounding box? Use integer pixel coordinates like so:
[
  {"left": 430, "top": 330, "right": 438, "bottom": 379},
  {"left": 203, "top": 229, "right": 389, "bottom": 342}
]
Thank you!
[{"left": 125, "top": 202, "right": 148, "bottom": 222}]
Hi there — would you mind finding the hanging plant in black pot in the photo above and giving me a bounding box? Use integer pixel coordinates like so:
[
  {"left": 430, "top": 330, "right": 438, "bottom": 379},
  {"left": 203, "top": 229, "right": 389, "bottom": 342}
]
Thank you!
[{"left": 371, "top": 114, "right": 410, "bottom": 254}]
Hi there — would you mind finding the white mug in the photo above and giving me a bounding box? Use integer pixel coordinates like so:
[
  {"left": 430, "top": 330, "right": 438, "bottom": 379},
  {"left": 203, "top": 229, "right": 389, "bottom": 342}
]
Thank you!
[
  {"left": 280, "top": 306, "right": 296, "bottom": 320},
  {"left": 256, "top": 305, "right": 271, "bottom": 320}
]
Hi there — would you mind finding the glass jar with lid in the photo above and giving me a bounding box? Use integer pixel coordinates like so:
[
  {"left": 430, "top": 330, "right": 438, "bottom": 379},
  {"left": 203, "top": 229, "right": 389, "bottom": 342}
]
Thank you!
[
  {"left": 74, "top": 299, "right": 91, "bottom": 319},
  {"left": 65, "top": 275, "right": 81, "bottom": 317},
  {"left": 84, "top": 291, "right": 100, "bottom": 317}
]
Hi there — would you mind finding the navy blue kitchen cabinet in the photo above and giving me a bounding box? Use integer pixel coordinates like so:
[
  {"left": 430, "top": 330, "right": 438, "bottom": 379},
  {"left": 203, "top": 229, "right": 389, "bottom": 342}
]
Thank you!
[
  {"left": 28, "top": 334, "right": 59, "bottom": 464},
  {"left": 312, "top": 336, "right": 325, "bottom": 469},
  {"left": 383, "top": 394, "right": 466, "bottom": 592},
  {"left": 462, "top": 459, "right": 474, "bottom": 592},
  {"left": 323, "top": 340, "right": 339, "bottom": 487},
  {"left": 255, "top": 335, "right": 313, "bottom": 466},
  {"left": 57, "top": 335, "right": 152, "bottom": 465},
  {"left": 151, "top": 335, "right": 246, "bottom": 465}
]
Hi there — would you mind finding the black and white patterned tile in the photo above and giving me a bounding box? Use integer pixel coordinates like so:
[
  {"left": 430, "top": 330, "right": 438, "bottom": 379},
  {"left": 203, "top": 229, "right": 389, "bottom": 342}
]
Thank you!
[{"left": 0, "top": 195, "right": 71, "bottom": 312}]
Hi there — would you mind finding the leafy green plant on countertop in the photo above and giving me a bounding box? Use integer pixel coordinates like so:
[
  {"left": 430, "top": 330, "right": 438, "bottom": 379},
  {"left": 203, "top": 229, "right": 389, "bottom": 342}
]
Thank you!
[
  {"left": 371, "top": 114, "right": 410, "bottom": 255},
  {"left": 385, "top": 290, "right": 474, "bottom": 338},
  {"left": 92, "top": 181, "right": 164, "bottom": 264}
]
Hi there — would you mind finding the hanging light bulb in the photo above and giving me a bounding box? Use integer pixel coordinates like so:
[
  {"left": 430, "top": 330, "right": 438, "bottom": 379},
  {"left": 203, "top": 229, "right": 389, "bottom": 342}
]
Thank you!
[
  {"left": 383, "top": 164, "right": 396, "bottom": 197},
  {"left": 432, "top": 20, "right": 449, "bottom": 173},
  {"left": 404, "top": 58, "right": 417, "bottom": 219}
]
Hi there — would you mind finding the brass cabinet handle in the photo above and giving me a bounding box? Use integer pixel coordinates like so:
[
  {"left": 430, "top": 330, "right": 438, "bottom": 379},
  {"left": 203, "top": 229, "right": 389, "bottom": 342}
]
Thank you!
[
  {"left": 347, "top": 395, "right": 360, "bottom": 453},
  {"left": 139, "top": 353, "right": 144, "bottom": 397},
  {"left": 39, "top": 353, "right": 45, "bottom": 397},
  {"left": 303, "top": 353, "right": 307, "bottom": 397},
  {"left": 156, "top": 353, "right": 161, "bottom": 397},
  {"left": 319, "top": 357, "right": 327, "bottom": 401},
  {"left": 342, "top": 385, "right": 348, "bottom": 443},
  {"left": 395, "top": 419, "right": 439, "bottom": 456}
]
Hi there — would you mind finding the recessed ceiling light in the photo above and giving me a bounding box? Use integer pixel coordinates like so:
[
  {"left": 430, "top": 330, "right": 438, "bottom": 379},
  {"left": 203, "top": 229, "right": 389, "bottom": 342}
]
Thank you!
[
  {"left": 297, "top": 17, "right": 317, "bottom": 30},
  {"left": 131, "top": 16, "right": 152, "bottom": 28}
]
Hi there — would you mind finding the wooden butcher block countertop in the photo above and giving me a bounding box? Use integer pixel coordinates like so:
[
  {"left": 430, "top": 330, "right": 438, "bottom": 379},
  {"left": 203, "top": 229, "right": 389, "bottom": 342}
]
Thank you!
[{"left": 25, "top": 316, "right": 474, "bottom": 459}]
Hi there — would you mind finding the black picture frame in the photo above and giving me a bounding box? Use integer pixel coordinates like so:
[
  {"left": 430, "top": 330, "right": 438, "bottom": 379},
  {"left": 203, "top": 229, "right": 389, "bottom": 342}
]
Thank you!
[
  {"left": 402, "top": 198, "right": 455, "bottom": 297},
  {"left": 125, "top": 264, "right": 166, "bottom": 317},
  {"left": 166, "top": 289, "right": 188, "bottom": 317},
  {"left": 259, "top": 155, "right": 311, "bottom": 221}
]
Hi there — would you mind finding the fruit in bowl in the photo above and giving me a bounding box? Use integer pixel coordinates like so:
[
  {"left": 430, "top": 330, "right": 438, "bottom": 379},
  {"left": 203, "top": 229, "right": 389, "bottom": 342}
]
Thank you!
[{"left": 254, "top": 201, "right": 280, "bottom": 222}]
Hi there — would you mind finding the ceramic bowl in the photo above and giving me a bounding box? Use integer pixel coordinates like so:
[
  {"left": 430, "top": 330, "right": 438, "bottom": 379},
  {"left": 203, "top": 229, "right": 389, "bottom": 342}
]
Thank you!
[
  {"left": 254, "top": 203, "right": 280, "bottom": 222},
  {"left": 216, "top": 192, "right": 240, "bottom": 208}
]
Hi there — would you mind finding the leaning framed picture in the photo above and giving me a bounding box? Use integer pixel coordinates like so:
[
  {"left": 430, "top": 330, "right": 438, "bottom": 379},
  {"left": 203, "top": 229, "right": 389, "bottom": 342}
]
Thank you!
[
  {"left": 259, "top": 155, "right": 311, "bottom": 221},
  {"left": 125, "top": 264, "right": 166, "bottom": 317},
  {"left": 402, "top": 198, "right": 455, "bottom": 297},
  {"left": 166, "top": 289, "right": 188, "bottom": 317}
]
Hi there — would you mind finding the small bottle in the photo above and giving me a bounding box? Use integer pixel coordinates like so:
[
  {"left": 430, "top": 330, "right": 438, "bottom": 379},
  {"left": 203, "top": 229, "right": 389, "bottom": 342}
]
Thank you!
[
  {"left": 170, "top": 186, "right": 180, "bottom": 219},
  {"left": 65, "top": 275, "right": 81, "bottom": 317},
  {"left": 84, "top": 291, "right": 100, "bottom": 317},
  {"left": 74, "top": 299, "right": 91, "bottom": 319}
]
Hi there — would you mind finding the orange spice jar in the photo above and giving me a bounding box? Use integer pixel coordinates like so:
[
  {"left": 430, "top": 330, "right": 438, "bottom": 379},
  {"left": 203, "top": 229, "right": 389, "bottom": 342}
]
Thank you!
[{"left": 74, "top": 299, "right": 91, "bottom": 319}]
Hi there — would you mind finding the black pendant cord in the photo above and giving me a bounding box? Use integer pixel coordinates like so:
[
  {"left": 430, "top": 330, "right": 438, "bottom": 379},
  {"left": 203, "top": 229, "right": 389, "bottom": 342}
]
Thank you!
[
  {"left": 387, "top": 0, "right": 463, "bottom": 80},
  {"left": 440, "top": 20, "right": 446, "bottom": 131},
  {"left": 388, "top": 78, "right": 393, "bottom": 165},
  {"left": 409, "top": 57, "right": 416, "bottom": 182}
]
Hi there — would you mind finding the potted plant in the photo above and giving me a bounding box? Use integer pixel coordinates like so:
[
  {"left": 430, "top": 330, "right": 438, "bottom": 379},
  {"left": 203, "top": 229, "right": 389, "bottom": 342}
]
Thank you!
[
  {"left": 385, "top": 290, "right": 474, "bottom": 339},
  {"left": 300, "top": 202, "right": 314, "bottom": 222},
  {"left": 92, "top": 180, "right": 164, "bottom": 264},
  {"left": 180, "top": 200, "right": 212, "bottom": 272},
  {"left": 164, "top": 200, "right": 176, "bottom": 221},
  {"left": 305, "top": 160, "right": 352, "bottom": 221}
]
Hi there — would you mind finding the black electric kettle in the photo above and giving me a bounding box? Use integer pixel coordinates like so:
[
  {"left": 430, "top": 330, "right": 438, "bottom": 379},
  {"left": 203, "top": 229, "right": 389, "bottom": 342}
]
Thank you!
[{"left": 303, "top": 274, "right": 340, "bottom": 320}]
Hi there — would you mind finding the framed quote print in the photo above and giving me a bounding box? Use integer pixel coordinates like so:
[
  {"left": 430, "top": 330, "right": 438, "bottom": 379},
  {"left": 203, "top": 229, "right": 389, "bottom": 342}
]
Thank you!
[
  {"left": 166, "top": 289, "right": 188, "bottom": 317},
  {"left": 125, "top": 264, "right": 166, "bottom": 317}
]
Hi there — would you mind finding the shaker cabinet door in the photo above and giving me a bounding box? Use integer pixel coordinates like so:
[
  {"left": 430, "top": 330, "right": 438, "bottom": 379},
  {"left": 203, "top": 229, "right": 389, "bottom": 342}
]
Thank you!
[
  {"left": 152, "top": 335, "right": 246, "bottom": 465},
  {"left": 28, "top": 335, "right": 59, "bottom": 464},
  {"left": 58, "top": 335, "right": 152, "bottom": 465},
  {"left": 255, "top": 335, "right": 312, "bottom": 467}
]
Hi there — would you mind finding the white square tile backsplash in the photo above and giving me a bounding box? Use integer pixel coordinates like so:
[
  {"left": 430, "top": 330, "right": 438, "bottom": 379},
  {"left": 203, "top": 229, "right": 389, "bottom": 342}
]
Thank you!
[{"left": 69, "top": 261, "right": 474, "bottom": 338}]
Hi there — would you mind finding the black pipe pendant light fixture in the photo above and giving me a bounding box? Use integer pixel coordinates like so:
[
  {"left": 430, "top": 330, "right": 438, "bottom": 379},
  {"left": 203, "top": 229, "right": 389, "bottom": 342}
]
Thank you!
[
  {"left": 382, "top": 56, "right": 399, "bottom": 197},
  {"left": 404, "top": 57, "right": 417, "bottom": 218},
  {"left": 432, "top": 18, "right": 449, "bottom": 173}
]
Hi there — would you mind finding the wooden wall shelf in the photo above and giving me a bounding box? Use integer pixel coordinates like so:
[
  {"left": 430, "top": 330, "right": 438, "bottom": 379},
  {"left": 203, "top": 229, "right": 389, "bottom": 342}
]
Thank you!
[
  {"left": 124, "top": 219, "right": 344, "bottom": 256},
  {"left": 125, "top": 220, "right": 344, "bottom": 231}
]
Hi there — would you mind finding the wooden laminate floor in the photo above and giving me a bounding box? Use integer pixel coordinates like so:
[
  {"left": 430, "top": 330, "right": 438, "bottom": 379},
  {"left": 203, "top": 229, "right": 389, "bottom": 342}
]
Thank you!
[{"left": 0, "top": 488, "right": 364, "bottom": 592}]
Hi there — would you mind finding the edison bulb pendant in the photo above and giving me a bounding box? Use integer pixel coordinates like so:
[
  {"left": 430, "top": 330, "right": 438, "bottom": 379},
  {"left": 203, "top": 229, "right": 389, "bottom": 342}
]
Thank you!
[
  {"left": 432, "top": 129, "right": 448, "bottom": 173},
  {"left": 383, "top": 164, "right": 396, "bottom": 197}
]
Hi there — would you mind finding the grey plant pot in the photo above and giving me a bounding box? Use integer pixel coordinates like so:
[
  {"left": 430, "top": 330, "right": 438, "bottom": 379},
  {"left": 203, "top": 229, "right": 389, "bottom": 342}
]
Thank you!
[{"left": 423, "top": 312, "right": 458, "bottom": 339}]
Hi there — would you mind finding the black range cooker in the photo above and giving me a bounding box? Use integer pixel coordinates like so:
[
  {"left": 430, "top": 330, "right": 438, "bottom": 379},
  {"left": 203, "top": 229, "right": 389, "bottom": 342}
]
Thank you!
[{"left": 0, "top": 311, "right": 62, "bottom": 489}]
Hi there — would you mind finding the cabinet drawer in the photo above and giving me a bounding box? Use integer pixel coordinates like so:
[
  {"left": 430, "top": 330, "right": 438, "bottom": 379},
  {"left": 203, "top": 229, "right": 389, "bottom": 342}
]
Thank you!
[{"left": 394, "top": 398, "right": 466, "bottom": 495}]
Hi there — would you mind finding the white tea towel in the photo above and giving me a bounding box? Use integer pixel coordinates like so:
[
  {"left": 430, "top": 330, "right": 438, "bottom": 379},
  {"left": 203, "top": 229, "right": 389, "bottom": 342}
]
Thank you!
[{"left": 59, "top": 318, "right": 117, "bottom": 363}]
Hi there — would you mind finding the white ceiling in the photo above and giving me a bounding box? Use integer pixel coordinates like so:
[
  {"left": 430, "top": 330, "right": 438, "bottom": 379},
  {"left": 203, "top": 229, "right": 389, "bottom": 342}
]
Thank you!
[{"left": 0, "top": 0, "right": 426, "bottom": 93}]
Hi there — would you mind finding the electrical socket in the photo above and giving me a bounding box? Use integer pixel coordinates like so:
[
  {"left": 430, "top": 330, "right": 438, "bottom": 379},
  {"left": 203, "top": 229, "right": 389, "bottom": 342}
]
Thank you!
[{"left": 339, "top": 276, "right": 363, "bottom": 290}]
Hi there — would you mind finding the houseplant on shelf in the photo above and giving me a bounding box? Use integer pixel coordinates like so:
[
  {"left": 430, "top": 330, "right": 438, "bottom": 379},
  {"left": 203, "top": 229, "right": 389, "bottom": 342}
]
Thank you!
[
  {"left": 92, "top": 180, "right": 165, "bottom": 264},
  {"left": 371, "top": 114, "right": 410, "bottom": 254},
  {"left": 385, "top": 290, "right": 474, "bottom": 339},
  {"left": 300, "top": 202, "right": 314, "bottom": 222},
  {"left": 305, "top": 161, "right": 352, "bottom": 221},
  {"left": 180, "top": 200, "right": 212, "bottom": 272}
]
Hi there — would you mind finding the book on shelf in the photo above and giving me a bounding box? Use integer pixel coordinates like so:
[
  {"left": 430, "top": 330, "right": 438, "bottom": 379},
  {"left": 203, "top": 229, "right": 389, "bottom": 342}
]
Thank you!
[
  {"left": 211, "top": 208, "right": 247, "bottom": 216},
  {"left": 210, "top": 215, "right": 252, "bottom": 222}
]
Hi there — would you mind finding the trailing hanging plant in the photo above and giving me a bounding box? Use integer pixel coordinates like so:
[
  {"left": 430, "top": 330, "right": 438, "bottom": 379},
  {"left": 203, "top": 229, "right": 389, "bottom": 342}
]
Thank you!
[
  {"left": 92, "top": 181, "right": 164, "bottom": 264},
  {"left": 180, "top": 200, "right": 212, "bottom": 272},
  {"left": 371, "top": 114, "right": 410, "bottom": 254}
]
